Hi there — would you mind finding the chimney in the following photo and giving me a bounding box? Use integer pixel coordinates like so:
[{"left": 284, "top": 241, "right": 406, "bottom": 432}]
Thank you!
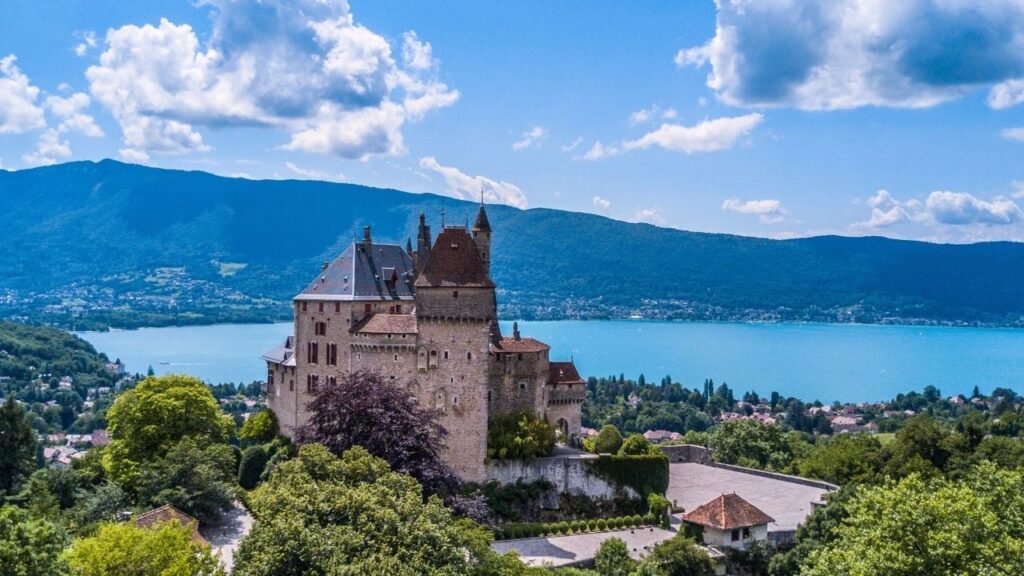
[
  {"left": 321, "top": 261, "right": 329, "bottom": 272},
  {"left": 363, "top": 226, "right": 372, "bottom": 250},
  {"left": 513, "top": 321, "right": 521, "bottom": 341}
]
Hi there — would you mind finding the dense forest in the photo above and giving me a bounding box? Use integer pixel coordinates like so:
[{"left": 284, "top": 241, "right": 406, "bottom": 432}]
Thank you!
[{"left": 5, "top": 160, "right": 1024, "bottom": 328}]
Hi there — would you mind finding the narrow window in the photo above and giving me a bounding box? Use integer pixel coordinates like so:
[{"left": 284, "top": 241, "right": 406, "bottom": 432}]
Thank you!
[
  {"left": 289, "top": 379, "right": 294, "bottom": 391},
  {"left": 301, "top": 302, "right": 308, "bottom": 312},
  {"left": 453, "top": 290, "right": 459, "bottom": 299},
  {"left": 318, "top": 302, "right": 324, "bottom": 313},
  {"left": 731, "top": 530, "right": 740, "bottom": 542},
  {"left": 467, "top": 352, "right": 473, "bottom": 360},
  {"left": 335, "top": 302, "right": 341, "bottom": 313},
  {"left": 443, "top": 350, "right": 449, "bottom": 360},
  {"left": 394, "top": 354, "right": 399, "bottom": 362},
  {"left": 364, "top": 303, "right": 372, "bottom": 315},
  {"left": 395, "top": 305, "right": 402, "bottom": 313},
  {"left": 328, "top": 376, "right": 337, "bottom": 386}
]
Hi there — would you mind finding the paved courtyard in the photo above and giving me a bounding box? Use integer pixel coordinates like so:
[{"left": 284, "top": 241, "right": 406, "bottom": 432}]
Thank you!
[
  {"left": 667, "top": 463, "right": 830, "bottom": 532},
  {"left": 201, "top": 501, "right": 253, "bottom": 573},
  {"left": 493, "top": 527, "right": 676, "bottom": 567}
]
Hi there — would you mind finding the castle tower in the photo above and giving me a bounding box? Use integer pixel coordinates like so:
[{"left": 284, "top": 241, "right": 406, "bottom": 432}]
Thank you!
[
  {"left": 416, "top": 212, "right": 432, "bottom": 274},
  {"left": 472, "top": 201, "right": 492, "bottom": 277}
]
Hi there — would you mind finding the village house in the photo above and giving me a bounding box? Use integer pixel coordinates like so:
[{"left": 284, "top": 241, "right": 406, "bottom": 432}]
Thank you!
[{"left": 682, "top": 493, "right": 775, "bottom": 550}]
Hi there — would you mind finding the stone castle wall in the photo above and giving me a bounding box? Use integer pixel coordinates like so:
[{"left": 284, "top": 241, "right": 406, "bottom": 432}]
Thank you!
[{"left": 484, "top": 455, "right": 639, "bottom": 500}]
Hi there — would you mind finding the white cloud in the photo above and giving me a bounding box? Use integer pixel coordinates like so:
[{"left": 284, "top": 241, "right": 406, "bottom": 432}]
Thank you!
[
  {"left": 592, "top": 196, "right": 611, "bottom": 210},
  {"left": 118, "top": 148, "right": 150, "bottom": 162},
  {"left": 577, "top": 141, "right": 619, "bottom": 161},
  {"left": 623, "top": 113, "right": 762, "bottom": 154},
  {"left": 1012, "top": 181, "right": 1024, "bottom": 199},
  {"left": 418, "top": 157, "right": 527, "bottom": 208},
  {"left": 632, "top": 207, "right": 667, "bottom": 226},
  {"left": 562, "top": 137, "right": 584, "bottom": 152},
  {"left": 628, "top": 105, "right": 678, "bottom": 127},
  {"left": 722, "top": 198, "right": 786, "bottom": 223},
  {"left": 0, "top": 55, "right": 46, "bottom": 134},
  {"left": 854, "top": 188, "right": 1023, "bottom": 231},
  {"left": 74, "top": 31, "right": 97, "bottom": 57},
  {"left": 681, "top": 1, "right": 1024, "bottom": 110},
  {"left": 284, "top": 161, "right": 345, "bottom": 182},
  {"left": 512, "top": 126, "right": 547, "bottom": 150},
  {"left": 22, "top": 129, "right": 71, "bottom": 167},
  {"left": 86, "top": 1, "right": 458, "bottom": 161},
  {"left": 1002, "top": 127, "right": 1024, "bottom": 141},
  {"left": 45, "top": 93, "right": 103, "bottom": 137}
]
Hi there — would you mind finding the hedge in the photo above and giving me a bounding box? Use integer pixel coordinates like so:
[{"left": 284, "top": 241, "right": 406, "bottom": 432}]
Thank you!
[
  {"left": 588, "top": 453, "right": 670, "bottom": 498},
  {"left": 494, "top": 515, "right": 657, "bottom": 540}
]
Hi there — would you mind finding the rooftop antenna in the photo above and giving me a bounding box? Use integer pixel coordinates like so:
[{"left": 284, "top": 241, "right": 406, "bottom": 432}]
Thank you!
[{"left": 440, "top": 206, "right": 446, "bottom": 228}]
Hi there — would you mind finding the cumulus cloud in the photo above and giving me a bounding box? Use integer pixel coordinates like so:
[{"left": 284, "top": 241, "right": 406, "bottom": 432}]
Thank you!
[
  {"left": 512, "top": 125, "right": 547, "bottom": 150},
  {"left": 854, "top": 188, "right": 1023, "bottom": 231},
  {"left": 628, "top": 105, "right": 677, "bottom": 126},
  {"left": 722, "top": 198, "right": 786, "bottom": 223},
  {"left": 45, "top": 93, "right": 103, "bottom": 137},
  {"left": 284, "top": 161, "right": 344, "bottom": 182},
  {"left": 22, "top": 129, "right": 72, "bottom": 167},
  {"left": 577, "top": 141, "right": 619, "bottom": 161},
  {"left": 632, "top": 207, "right": 667, "bottom": 226},
  {"left": 1002, "top": 127, "right": 1024, "bottom": 141},
  {"left": 623, "top": 113, "right": 762, "bottom": 154},
  {"left": 680, "top": 0, "right": 1024, "bottom": 110},
  {"left": 86, "top": 1, "right": 458, "bottom": 161},
  {"left": 0, "top": 55, "right": 46, "bottom": 134},
  {"left": 418, "top": 157, "right": 527, "bottom": 208},
  {"left": 74, "top": 31, "right": 98, "bottom": 57},
  {"left": 592, "top": 195, "right": 611, "bottom": 210}
]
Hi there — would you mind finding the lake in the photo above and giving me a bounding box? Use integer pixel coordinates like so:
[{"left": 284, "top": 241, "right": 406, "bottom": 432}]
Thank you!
[{"left": 77, "top": 320, "right": 1024, "bottom": 403}]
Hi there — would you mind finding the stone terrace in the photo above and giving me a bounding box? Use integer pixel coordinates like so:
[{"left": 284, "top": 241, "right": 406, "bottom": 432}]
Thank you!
[
  {"left": 666, "top": 463, "right": 831, "bottom": 533},
  {"left": 493, "top": 527, "right": 677, "bottom": 567}
]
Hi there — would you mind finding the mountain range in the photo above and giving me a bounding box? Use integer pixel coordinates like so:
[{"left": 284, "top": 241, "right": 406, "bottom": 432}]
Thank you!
[{"left": 2, "top": 159, "right": 1024, "bottom": 329}]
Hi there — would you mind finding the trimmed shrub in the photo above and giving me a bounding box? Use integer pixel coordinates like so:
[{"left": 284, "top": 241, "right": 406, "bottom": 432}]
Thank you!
[
  {"left": 237, "top": 445, "right": 269, "bottom": 490},
  {"left": 618, "top": 433, "right": 654, "bottom": 456},
  {"left": 643, "top": 513, "right": 656, "bottom": 525},
  {"left": 597, "top": 518, "right": 608, "bottom": 530},
  {"left": 631, "top": 514, "right": 643, "bottom": 527},
  {"left": 558, "top": 521, "right": 569, "bottom": 534},
  {"left": 594, "top": 425, "right": 624, "bottom": 454}
]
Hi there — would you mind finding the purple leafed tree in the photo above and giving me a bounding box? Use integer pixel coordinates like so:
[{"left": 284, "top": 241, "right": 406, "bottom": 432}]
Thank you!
[{"left": 294, "top": 370, "right": 460, "bottom": 495}]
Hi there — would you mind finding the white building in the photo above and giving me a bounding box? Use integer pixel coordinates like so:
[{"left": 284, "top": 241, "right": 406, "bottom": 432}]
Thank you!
[{"left": 682, "top": 493, "right": 774, "bottom": 550}]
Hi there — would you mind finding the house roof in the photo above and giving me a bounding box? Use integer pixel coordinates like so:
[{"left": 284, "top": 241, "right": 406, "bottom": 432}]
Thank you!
[
  {"left": 298, "top": 241, "right": 416, "bottom": 301},
  {"left": 134, "top": 505, "right": 209, "bottom": 546},
  {"left": 473, "top": 204, "right": 491, "bottom": 232},
  {"left": 415, "top": 227, "right": 494, "bottom": 288},
  {"left": 261, "top": 336, "right": 295, "bottom": 366},
  {"left": 351, "top": 313, "right": 418, "bottom": 334},
  {"left": 491, "top": 337, "right": 550, "bottom": 354},
  {"left": 682, "top": 494, "right": 775, "bottom": 531},
  {"left": 549, "top": 361, "right": 585, "bottom": 385}
]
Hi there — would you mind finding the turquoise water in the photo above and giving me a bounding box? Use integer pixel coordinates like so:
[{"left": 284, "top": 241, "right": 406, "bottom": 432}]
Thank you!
[{"left": 77, "top": 320, "right": 1024, "bottom": 403}]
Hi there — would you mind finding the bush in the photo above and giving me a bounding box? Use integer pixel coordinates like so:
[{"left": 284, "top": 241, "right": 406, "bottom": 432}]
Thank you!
[
  {"left": 571, "top": 520, "right": 583, "bottom": 532},
  {"left": 643, "top": 513, "right": 656, "bottom": 525},
  {"left": 595, "top": 537, "right": 635, "bottom": 576},
  {"left": 487, "top": 411, "right": 557, "bottom": 462},
  {"left": 558, "top": 521, "right": 569, "bottom": 534},
  {"left": 597, "top": 518, "right": 608, "bottom": 530},
  {"left": 632, "top": 514, "right": 643, "bottom": 527},
  {"left": 238, "top": 445, "right": 269, "bottom": 490},
  {"left": 619, "top": 434, "right": 654, "bottom": 456},
  {"left": 594, "top": 425, "right": 624, "bottom": 454}
]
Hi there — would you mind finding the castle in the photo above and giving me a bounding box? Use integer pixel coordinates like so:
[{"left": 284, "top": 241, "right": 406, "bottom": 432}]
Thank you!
[{"left": 262, "top": 203, "right": 585, "bottom": 481}]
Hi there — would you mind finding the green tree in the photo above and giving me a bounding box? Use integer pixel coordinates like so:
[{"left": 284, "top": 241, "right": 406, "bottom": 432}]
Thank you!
[
  {"left": 0, "top": 504, "right": 69, "bottom": 576},
  {"left": 595, "top": 537, "right": 636, "bottom": 576},
  {"left": 881, "top": 415, "right": 951, "bottom": 478},
  {"left": 802, "top": 465, "right": 1024, "bottom": 576},
  {"left": 239, "top": 410, "right": 278, "bottom": 444},
  {"left": 103, "top": 375, "right": 234, "bottom": 486},
  {"left": 594, "top": 425, "right": 624, "bottom": 454},
  {"left": 709, "top": 419, "right": 792, "bottom": 470},
  {"left": 794, "top": 434, "right": 883, "bottom": 485},
  {"left": 768, "top": 488, "right": 855, "bottom": 576},
  {"left": 136, "top": 437, "right": 236, "bottom": 525},
  {"left": 640, "top": 534, "right": 714, "bottom": 576},
  {"left": 487, "top": 411, "right": 557, "bottom": 462},
  {"left": 0, "top": 395, "right": 38, "bottom": 495},
  {"left": 65, "top": 520, "right": 224, "bottom": 576},
  {"left": 233, "top": 444, "right": 526, "bottom": 576},
  {"left": 619, "top": 434, "right": 654, "bottom": 456},
  {"left": 237, "top": 445, "right": 269, "bottom": 490}
]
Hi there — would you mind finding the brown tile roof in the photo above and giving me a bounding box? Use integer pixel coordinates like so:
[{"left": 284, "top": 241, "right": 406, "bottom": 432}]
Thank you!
[
  {"left": 351, "top": 313, "right": 418, "bottom": 334},
  {"left": 415, "top": 227, "right": 494, "bottom": 288},
  {"left": 549, "top": 361, "right": 585, "bottom": 386},
  {"left": 134, "top": 505, "right": 209, "bottom": 546},
  {"left": 473, "top": 204, "right": 491, "bottom": 232},
  {"left": 682, "top": 494, "right": 775, "bottom": 531},
  {"left": 491, "top": 337, "right": 550, "bottom": 354}
]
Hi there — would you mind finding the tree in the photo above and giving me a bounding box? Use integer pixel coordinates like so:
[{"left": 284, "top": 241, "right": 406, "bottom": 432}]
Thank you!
[
  {"left": 0, "top": 395, "right": 37, "bottom": 495},
  {"left": 237, "top": 445, "right": 269, "bottom": 490},
  {"left": 65, "top": 520, "right": 224, "bottom": 576},
  {"left": 239, "top": 410, "right": 279, "bottom": 444},
  {"left": 594, "top": 425, "right": 624, "bottom": 454},
  {"left": 618, "top": 434, "right": 655, "bottom": 456},
  {"left": 233, "top": 444, "right": 526, "bottom": 576},
  {"left": 294, "top": 371, "right": 458, "bottom": 494},
  {"left": 709, "top": 419, "right": 792, "bottom": 471},
  {"left": 137, "top": 437, "right": 236, "bottom": 525},
  {"left": 488, "top": 410, "right": 557, "bottom": 462},
  {"left": 801, "top": 465, "right": 1024, "bottom": 576},
  {"left": 595, "top": 537, "right": 636, "bottom": 576},
  {"left": 0, "top": 504, "right": 69, "bottom": 576},
  {"left": 640, "top": 534, "right": 714, "bottom": 576},
  {"left": 104, "top": 375, "right": 234, "bottom": 487},
  {"left": 881, "top": 415, "right": 951, "bottom": 478},
  {"left": 794, "top": 434, "right": 883, "bottom": 485},
  {"left": 768, "top": 488, "right": 855, "bottom": 576}
]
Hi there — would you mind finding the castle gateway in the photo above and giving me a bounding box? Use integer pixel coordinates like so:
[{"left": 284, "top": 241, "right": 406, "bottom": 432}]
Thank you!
[{"left": 262, "top": 203, "right": 584, "bottom": 481}]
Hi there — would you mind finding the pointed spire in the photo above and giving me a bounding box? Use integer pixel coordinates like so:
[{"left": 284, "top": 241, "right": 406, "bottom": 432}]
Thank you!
[{"left": 473, "top": 200, "right": 491, "bottom": 232}]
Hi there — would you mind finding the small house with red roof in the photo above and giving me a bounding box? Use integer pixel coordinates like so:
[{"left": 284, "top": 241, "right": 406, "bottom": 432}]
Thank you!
[{"left": 682, "top": 493, "right": 775, "bottom": 549}]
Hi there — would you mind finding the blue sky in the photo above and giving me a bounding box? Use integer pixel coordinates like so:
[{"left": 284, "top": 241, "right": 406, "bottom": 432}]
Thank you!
[{"left": 3, "top": 1, "right": 1024, "bottom": 243}]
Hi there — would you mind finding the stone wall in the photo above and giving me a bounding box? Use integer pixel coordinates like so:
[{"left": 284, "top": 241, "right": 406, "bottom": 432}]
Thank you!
[
  {"left": 484, "top": 456, "right": 639, "bottom": 500},
  {"left": 661, "top": 444, "right": 713, "bottom": 464}
]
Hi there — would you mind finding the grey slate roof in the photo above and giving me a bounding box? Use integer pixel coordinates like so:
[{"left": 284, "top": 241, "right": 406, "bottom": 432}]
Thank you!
[
  {"left": 261, "top": 336, "right": 295, "bottom": 366},
  {"left": 298, "top": 242, "right": 416, "bottom": 301}
]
